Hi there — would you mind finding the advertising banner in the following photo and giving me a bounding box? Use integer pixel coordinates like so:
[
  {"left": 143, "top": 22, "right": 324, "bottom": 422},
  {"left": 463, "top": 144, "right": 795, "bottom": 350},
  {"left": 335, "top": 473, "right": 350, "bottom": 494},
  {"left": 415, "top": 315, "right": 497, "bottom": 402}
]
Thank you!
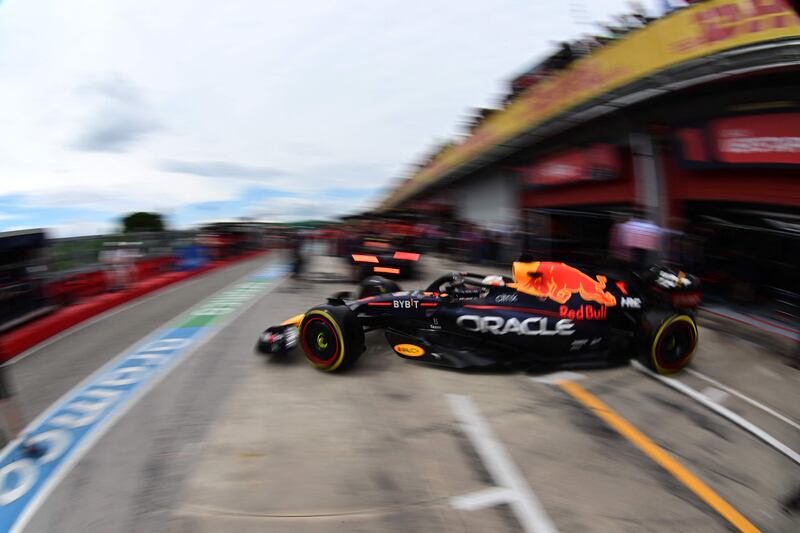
[
  {"left": 389, "top": 0, "right": 800, "bottom": 206},
  {"left": 521, "top": 144, "right": 621, "bottom": 187},
  {"left": 677, "top": 112, "right": 800, "bottom": 167},
  {"left": 712, "top": 113, "right": 800, "bottom": 165}
]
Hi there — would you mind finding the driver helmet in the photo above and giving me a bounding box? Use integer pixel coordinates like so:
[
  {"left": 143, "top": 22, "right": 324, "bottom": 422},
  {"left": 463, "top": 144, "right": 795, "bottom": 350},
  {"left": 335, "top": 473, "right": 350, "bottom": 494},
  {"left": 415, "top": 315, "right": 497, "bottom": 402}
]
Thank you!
[{"left": 482, "top": 275, "right": 505, "bottom": 287}]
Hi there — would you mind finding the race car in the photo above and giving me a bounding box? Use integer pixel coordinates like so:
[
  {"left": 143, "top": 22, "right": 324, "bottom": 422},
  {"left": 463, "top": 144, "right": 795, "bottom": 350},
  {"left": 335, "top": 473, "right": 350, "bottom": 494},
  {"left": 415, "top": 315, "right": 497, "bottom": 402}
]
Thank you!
[
  {"left": 256, "top": 261, "right": 701, "bottom": 374},
  {"left": 348, "top": 236, "right": 421, "bottom": 281}
]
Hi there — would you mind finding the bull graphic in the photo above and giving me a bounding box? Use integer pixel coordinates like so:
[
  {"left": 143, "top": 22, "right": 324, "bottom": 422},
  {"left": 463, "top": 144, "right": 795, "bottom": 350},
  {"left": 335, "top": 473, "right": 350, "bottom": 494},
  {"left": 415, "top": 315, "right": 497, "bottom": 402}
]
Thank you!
[{"left": 512, "top": 261, "right": 617, "bottom": 307}]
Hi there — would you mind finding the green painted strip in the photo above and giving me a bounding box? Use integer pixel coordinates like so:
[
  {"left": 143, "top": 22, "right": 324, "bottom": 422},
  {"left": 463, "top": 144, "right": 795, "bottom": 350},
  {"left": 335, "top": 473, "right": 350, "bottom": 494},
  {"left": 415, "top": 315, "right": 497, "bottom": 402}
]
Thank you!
[{"left": 172, "top": 279, "right": 275, "bottom": 329}]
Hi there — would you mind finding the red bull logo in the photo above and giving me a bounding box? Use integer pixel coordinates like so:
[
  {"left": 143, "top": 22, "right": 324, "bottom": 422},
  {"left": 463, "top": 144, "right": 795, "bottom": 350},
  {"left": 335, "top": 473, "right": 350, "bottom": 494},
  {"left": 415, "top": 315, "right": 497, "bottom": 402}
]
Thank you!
[
  {"left": 513, "top": 261, "right": 617, "bottom": 307},
  {"left": 559, "top": 304, "right": 608, "bottom": 320}
]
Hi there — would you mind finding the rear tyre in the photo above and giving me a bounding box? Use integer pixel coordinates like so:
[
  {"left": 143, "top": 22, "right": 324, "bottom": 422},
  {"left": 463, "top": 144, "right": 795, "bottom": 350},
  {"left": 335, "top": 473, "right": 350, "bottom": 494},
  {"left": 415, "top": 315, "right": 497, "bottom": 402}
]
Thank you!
[
  {"left": 299, "top": 305, "right": 364, "bottom": 372},
  {"left": 639, "top": 313, "right": 698, "bottom": 374}
]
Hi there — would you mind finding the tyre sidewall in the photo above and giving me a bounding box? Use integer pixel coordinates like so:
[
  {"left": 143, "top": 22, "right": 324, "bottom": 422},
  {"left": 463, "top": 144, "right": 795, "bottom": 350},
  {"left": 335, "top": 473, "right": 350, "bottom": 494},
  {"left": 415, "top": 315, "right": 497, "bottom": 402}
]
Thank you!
[
  {"left": 300, "top": 305, "right": 364, "bottom": 372},
  {"left": 641, "top": 312, "right": 698, "bottom": 374}
]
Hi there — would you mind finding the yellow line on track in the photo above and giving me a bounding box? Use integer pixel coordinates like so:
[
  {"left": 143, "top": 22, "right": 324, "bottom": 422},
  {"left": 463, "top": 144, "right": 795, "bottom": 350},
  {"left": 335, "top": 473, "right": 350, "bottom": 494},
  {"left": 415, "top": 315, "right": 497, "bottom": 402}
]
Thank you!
[{"left": 558, "top": 379, "right": 760, "bottom": 533}]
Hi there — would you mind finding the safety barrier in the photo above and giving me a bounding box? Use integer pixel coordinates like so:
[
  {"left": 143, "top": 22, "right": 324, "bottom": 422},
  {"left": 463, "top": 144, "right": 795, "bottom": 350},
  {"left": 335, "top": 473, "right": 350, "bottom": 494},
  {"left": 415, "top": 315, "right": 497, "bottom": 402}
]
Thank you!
[{"left": 0, "top": 250, "right": 268, "bottom": 361}]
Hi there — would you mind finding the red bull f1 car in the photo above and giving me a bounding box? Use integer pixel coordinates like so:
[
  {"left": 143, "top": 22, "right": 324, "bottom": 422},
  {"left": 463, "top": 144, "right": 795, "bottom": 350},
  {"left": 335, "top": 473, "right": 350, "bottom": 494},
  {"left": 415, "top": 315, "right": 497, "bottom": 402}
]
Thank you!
[
  {"left": 349, "top": 237, "right": 421, "bottom": 280},
  {"left": 256, "top": 261, "right": 701, "bottom": 374}
]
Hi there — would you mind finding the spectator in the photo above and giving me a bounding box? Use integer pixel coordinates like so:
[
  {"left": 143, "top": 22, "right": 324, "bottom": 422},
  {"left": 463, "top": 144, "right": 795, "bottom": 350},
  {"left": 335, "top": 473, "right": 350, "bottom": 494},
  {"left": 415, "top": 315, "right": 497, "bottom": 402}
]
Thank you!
[
  {"left": 288, "top": 232, "right": 305, "bottom": 279},
  {"left": 624, "top": 212, "right": 664, "bottom": 268},
  {"left": 630, "top": 1, "right": 656, "bottom": 25},
  {"left": 610, "top": 210, "right": 664, "bottom": 270},
  {"left": 99, "top": 243, "right": 138, "bottom": 291},
  {"left": 609, "top": 212, "right": 632, "bottom": 266},
  {"left": 0, "top": 363, "right": 43, "bottom": 456}
]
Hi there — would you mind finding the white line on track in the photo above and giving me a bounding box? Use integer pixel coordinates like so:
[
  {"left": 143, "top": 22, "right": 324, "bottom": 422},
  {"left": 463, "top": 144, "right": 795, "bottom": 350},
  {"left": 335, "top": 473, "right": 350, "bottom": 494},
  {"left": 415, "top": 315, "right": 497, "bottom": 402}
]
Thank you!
[
  {"left": 686, "top": 368, "right": 800, "bottom": 432},
  {"left": 2, "top": 260, "right": 288, "bottom": 533},
  {"left": 530, "top": 371, "right": 585, "bottom": 385},
  {"left": 699, "top": 386, "right": 729, "bottom": 404},
  {"left": 631, "top": 361, "right": 800, "bottom": 466},
  {"left": 447, "top": 394, "right": 559, "bottom": 533},
  {"left": 450, "top": 486, "right": 515, "bottom": 510}
]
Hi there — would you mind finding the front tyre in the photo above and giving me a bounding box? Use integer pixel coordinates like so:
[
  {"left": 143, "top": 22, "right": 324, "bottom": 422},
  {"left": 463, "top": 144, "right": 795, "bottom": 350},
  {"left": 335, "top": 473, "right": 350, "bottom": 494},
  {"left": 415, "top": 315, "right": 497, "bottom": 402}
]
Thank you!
[
  {"left": 640, "top": 313, "right": 698, "bottom": 374},
  {"left": 300, "top": 305, "right": 365, "bottom": 372}
]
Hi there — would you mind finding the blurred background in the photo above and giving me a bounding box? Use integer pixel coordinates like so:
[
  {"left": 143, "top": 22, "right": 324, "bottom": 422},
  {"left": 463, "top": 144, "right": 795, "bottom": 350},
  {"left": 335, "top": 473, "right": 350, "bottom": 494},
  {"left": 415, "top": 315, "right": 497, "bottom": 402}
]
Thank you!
[
  {"left": 1, "top": 0, "right": 797, "bottom": 345},
  {"left": 0, "top": 2, "right": 799, "bottom": 532}
]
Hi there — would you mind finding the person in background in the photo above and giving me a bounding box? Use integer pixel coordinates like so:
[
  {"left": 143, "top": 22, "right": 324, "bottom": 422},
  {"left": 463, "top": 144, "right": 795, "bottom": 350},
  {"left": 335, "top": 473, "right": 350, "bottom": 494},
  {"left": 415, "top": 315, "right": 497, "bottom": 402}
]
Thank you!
[
  {"left": 610, "top": 210, "right": 664, "bottom": 271},
  {"left": 0, "top": 362, "right": 43, "bottom": 456},
  {"left": 664, "top": 216, "right": 688, "bottom": 268},
  {"left": 608, "top": 212, "right": 631, "bottom": 269},
  {"left": 467, "top": 226, "right": 483, "bottom": 264},
  {"left": 626, "top": 211, "right": 664, "bottom": 269},
  {"left": 99, "top": 242, "right": 138, "bottom": 291},
  {"left": 288, "top": 231, "right": 304, "bottom": 279}
]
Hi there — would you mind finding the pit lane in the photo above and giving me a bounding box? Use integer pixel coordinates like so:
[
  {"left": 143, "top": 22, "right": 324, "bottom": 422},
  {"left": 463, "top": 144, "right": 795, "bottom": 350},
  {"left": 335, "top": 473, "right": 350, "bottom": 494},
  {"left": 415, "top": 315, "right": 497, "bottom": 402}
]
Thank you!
[{"left": 5, "top": 252, "right": 799, "bottom": 532}]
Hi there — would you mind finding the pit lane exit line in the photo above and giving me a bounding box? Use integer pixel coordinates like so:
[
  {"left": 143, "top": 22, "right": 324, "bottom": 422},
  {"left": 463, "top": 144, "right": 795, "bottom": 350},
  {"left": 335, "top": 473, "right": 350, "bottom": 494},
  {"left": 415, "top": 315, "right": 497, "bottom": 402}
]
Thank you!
[
  {"left": 685, "top": 368, "right": 800, "bottom": 432},
  {"left": 0, "top": 260, "right": 289, "bottom": 533},
  {"left": 632, "top": 361, "right": 800, "bottom": 466},
  {"left": 555, "top": 378, "right": 760, "bottom": 533}
]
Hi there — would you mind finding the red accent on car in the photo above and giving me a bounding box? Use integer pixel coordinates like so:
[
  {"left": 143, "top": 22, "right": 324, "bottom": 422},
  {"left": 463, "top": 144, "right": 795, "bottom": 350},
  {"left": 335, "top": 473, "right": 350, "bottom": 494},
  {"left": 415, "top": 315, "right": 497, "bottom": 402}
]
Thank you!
[
  {"left": 300, "top": 316, "right": 340, "bottom": 365},
  {"left": 615, "top": 281, "right": 628, "bottom": 295},
  {"left": 393, "top": 251, "right": 420, "bottom": 261},
  {"left": 671, "top": 292, "right": 703, "bottom": 309},
  {"left": 352, "top": 254, "right": 379, "bottom": 263}
]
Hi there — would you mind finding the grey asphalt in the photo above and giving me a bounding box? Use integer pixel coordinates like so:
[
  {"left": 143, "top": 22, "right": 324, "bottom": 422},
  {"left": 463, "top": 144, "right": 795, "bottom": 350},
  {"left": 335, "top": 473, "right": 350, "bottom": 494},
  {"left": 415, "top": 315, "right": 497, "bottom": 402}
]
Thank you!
[
  {"left": 12, "top": 252, "right": 800, "bottom": 532},
  {"left": 6, "top": 252, "right": 278, "bottom": 423}
]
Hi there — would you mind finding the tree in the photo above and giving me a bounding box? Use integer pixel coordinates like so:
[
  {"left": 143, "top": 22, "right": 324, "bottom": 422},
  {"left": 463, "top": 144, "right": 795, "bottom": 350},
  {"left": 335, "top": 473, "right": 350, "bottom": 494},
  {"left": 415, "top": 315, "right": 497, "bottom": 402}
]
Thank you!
[{"left": 121, "top": 212, "right": 166, "bottom": 233}]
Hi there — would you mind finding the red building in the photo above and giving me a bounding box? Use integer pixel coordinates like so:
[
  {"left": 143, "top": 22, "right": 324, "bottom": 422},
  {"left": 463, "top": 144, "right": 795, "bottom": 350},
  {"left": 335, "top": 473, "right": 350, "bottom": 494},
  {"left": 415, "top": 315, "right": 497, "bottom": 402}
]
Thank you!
[{"left": 379, "top": 1, "right": 800, "bottom": 302}]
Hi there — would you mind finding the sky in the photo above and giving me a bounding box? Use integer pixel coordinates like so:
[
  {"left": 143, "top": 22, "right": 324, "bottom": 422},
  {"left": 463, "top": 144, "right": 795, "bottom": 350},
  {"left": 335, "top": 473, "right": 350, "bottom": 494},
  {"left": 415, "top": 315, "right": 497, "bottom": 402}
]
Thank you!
[{"left": 0, "top": 0, "right": 654, "bottom": 237}]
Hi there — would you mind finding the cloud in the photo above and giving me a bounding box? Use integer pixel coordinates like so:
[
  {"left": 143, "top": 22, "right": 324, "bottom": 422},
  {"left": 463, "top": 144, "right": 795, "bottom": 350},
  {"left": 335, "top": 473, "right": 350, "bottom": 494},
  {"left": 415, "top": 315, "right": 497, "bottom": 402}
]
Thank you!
[
  {"left": 323, "top": 186, "right": 380, "bottom": 200},
  {"left": 248, "top": 194, "right": 371, "bottom": 223},
  {"left": 48, "top": 219, "right": 117, "bottom": 238},
  {"left": 13, "top": 171, "right": 246, "bottom": 216},
  {"left": 76, "top": 75, "right": 145, "bottom": 105},
  {"left": 72, "top": 75, "right": 160, "bottom": 152},
  {"left": 159, "top": 159, "right": 286, "bottom": 179},
  {"left": 0, "top": 0, "right": 638, "bottom": 235},
  {"left": 21, "top": 189, "right": 125, "bottom": 210},
  {"left": 73, "top": 113, "right": 159, "bottom": 152},
  {"left": 301, "top": 162, "right": 394, "bottom": 190}
]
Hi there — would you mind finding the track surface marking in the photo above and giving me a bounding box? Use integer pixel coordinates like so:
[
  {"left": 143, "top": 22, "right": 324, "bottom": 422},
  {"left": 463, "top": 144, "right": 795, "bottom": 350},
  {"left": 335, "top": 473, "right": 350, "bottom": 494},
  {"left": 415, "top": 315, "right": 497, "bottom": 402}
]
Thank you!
[
  {"left": 0, "top": 261, "right": 287, "bottom": 533},
  {"left": 557, "top": 379, "right": 761, "bottom": 533}
]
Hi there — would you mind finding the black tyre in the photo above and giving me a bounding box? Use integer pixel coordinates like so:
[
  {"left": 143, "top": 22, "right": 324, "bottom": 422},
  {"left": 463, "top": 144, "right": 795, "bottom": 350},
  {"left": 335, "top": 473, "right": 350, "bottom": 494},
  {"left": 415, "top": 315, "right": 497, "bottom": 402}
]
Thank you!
[
  {"left": 358, "top": 275, "right": 400, "bottom": 299},
  {"left": 639, "top": 312, "right": 698, "bottom": 374},
  {"left": 299, "top": 305, "right": 365, "bottom": 372}
]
